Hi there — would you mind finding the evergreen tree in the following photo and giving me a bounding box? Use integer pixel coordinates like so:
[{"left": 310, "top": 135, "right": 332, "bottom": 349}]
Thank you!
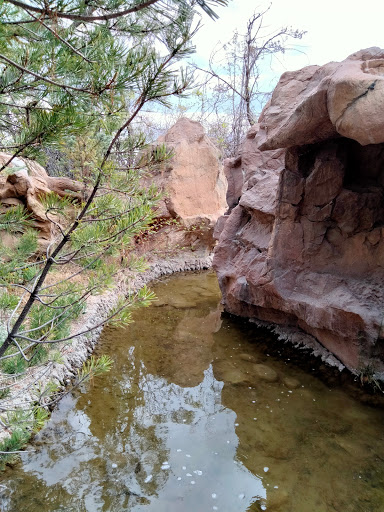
[{"left": 0, "top": 0, "right": 227, "bottom": 446}]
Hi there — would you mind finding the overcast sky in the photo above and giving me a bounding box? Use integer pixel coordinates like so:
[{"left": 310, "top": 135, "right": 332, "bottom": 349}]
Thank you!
[
  {"left": 194, "top": 0, "right": 384, "bottom": 77},
  {"left": 146, "top": 0, "right": 384, "bottom": 122}
]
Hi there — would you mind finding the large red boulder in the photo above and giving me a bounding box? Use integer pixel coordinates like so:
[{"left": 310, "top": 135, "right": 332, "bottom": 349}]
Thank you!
[
  {"left": 214, "top": 48, "right": 384, "bottom": 376},
  {"left": 140, "top": 118, "right": 227, "bottom": 254}
]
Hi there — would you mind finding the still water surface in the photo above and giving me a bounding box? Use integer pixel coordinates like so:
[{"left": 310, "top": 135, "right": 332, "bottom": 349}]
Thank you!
[{"left": 1, "top": 272, "right": 384, "bottom": 511}]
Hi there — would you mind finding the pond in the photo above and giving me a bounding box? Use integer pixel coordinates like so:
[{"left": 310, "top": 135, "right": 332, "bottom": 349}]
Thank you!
[{"left": 1, "top": 271, "right": 384, "bottom": 511}]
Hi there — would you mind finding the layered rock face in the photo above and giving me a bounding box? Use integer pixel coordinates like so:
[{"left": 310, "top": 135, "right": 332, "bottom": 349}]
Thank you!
[
  {"left": 140, "top": 117, "right": 227, "bottom": 254},
  {"left": 214, "top": 48, "right": 384, "bottom": 374}
]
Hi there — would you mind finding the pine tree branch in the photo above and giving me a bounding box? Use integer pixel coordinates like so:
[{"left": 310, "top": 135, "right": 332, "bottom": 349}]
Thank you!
[
  {"left": 6, "top": 0, "right": 160, "bottom": 22},
  {"left": 24, "top": 9, "right": 95, "bottom": 64},
  {"left": 0, "top": 53, "right": 93, "bottom": 94},
  {"left": 193, "top": 64, "right": 247, "bottom": 102},
  {"left": 13, "top": 293, "right": 143, "bottom": 345}
]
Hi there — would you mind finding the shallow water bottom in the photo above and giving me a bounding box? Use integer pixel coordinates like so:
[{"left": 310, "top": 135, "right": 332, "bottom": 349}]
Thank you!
[{"left": 1, "top": 271, "right": 384, "bottom": 511}]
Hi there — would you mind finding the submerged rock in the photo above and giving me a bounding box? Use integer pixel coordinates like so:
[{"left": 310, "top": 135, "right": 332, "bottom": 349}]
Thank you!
[
  {"left": 213, "top": 360, "right": 249, "bottom": 384},
  {"left": 252, "top": 364, "right": 278, "bottom": 383},
  {"left": 238, "top": 353, "right": 259, "bottom": 363},
  {"left": 282, "top": 377, "right": 300, "bottom": 389}
]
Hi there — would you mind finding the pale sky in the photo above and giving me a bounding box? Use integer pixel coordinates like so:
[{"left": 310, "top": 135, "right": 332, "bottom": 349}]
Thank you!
[
  {"left": 194, "top": 0, "right": 384, "bottom": 76},
  {"left": 143, "top": 0, "right": 384, "bottom": 124}
]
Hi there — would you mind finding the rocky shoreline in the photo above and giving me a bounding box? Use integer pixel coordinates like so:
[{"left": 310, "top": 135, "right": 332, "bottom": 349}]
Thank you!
[{"left": 249, "top": 318, "right": 346, "bottom": 372}]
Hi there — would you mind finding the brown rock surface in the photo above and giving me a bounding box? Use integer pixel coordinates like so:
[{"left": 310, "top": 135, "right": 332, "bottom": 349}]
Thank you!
[
  {"left": 259, "top": 47, "right": 384, "bottom": 150},
  {"left": 0, "top": 153, "right": 85, "bottom": 244},
  {"left": 140, "top": 118, "right": 227, "bottom": 254},
  {"left": 214, "top": 49, "right": 384, "bottom": 376},
  {"left": 1, "top": 119, "right": 226, "bottom": 257}
]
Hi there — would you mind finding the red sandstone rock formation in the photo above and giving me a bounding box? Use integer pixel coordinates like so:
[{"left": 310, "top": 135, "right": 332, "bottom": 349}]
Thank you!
[
  {"left": 141, "top": 118, "right": 227, "bottom": 254},
  {"left": 213, "top": 48, "right": 384, "bottom": 375}
]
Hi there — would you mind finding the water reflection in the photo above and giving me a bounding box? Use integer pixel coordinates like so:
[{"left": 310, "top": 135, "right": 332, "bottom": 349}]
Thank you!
[{"left": 1, "top": 271, "right": 384, "bottom": 512}]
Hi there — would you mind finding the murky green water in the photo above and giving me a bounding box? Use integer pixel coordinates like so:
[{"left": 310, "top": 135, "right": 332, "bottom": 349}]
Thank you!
[{"left": 1, "top": 271, "right": 384, "bottom": 512}]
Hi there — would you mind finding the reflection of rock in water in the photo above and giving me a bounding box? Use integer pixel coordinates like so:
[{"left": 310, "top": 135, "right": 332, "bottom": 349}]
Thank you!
[
  {"left": 170, "top": 307, "right": 223, "bottom": 387},
  {"left": 127, "top": 303, "right": 223, "bottom": 388},
  {"left": 115, "top": 272, "right": 224, "bottom": 388}
]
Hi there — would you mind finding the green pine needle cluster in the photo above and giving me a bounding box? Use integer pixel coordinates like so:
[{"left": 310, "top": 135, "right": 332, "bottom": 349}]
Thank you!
[{"left": 0, "top": 205, "right": 33, "bottom": 233}]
